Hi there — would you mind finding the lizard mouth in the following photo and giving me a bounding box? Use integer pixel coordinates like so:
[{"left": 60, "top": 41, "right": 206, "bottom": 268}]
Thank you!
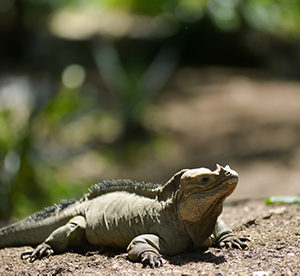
[{"left": 218, "top": 176, "right": 238, "bottom": 196}]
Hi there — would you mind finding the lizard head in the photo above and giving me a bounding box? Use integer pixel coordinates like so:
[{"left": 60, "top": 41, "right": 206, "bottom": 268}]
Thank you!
[{"left": 177, "top": 164, "right": 238, "bottom": 222}]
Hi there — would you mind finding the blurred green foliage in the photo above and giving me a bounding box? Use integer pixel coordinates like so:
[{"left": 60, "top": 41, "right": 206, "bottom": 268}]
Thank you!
[
  {"left": 18, "top": 0, "right": 300, "bottom": 37},
  {"left": 0, "top": 83, "right": 96, "bottom": 219}
]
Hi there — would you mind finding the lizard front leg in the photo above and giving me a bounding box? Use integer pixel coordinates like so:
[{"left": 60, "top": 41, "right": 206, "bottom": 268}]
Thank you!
[
  {"left": 127, "top": 234, "right": 164, "bottom": 268},
  {"left": 21, "top": 215, "right": 87, "bottom": 262},
  {"left": 208, "top": 217, "right": 249, "bottom": 249}
]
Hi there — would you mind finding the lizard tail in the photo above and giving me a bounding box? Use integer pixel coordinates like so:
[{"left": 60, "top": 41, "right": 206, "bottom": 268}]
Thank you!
[{"left": 0, "top": 199, "right": 81, "bottom": 248}]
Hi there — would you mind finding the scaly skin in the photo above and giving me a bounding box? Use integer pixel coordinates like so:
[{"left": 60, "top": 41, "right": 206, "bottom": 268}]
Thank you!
[{"left": 0, "top": 165, "right": 248, "bottom": 268}]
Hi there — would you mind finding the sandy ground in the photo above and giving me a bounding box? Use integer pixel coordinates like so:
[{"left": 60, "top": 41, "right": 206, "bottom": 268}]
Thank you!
[{"left": 0, "top": 200, "right": 299, "bottom": 275}]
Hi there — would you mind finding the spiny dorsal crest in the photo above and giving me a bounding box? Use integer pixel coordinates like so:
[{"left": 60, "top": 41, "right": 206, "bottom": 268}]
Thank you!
[
  {"left": 27, "top": 199, "right": 76, "bottom": 221},
  {"left": 26, "top": 199, "right": 77, "bottom": 222},
  {"left": 0, "top": 199, "right": 77, "bottom": 235},
  {"left": 86, "top": 179, "right": 162, "bottom": 200}
]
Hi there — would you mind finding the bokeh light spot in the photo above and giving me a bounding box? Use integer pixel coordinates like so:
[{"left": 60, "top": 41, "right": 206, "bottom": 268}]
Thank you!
[{"left": 62, "top": 64, "right": 86, "bottom": 89}]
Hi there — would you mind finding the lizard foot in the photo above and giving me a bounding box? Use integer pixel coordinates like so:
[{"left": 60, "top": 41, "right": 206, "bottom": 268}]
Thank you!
[
  {"left": 21, "top": 242, "right": 54, "bottom": 262},
  {"left": 219, "top": 236, "right": 250, "bottom": 250},
  {"left": 140, "top": 251, "right": 164, "bottom": 268}
]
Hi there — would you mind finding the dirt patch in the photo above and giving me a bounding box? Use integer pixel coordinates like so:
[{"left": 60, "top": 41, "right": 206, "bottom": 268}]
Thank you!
[{"left": 1, "top": 200, "right": 299, "bottom": 275}]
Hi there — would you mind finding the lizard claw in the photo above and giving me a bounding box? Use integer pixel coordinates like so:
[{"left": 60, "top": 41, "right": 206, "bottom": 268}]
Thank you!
[
  {"left": 21, "top": 243, "right": 54, "bottom": 262},
  {"left": 219, "top": 236, "right": 250, "bottom": 250},
  {"left": 140, "top": 251, "right": 164, "bottom": 268}
]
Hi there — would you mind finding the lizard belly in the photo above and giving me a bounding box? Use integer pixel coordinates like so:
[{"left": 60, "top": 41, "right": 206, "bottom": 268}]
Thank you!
[{"left": 85, "top": 192, "right": 163, "bottom": 248}]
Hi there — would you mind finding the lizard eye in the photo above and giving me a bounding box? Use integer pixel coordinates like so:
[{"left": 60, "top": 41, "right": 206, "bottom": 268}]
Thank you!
[{"left": 202, "top": 176, "right": 210, "bottom": 183}]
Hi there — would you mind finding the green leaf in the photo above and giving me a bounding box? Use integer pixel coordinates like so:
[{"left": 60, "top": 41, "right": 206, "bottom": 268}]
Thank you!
[{"left": 265, "top": 196, "right": 300, "bottom": 205}]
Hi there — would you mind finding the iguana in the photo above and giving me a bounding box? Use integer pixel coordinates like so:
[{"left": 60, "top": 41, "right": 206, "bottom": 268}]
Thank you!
[{"left": 0, "top": 165, "right": 248, "bottom": 268}]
